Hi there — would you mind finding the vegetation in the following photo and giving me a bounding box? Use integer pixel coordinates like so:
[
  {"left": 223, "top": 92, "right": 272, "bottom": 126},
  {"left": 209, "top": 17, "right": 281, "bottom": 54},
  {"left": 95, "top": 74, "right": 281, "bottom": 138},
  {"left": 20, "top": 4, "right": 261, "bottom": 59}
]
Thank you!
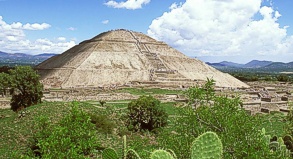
[
  {"left": 101, "top": 131, "right": 223, "bottom": 159},
  {"left": 126, "top": 95, "right": 168, "bottom": 132},
  {"left": 0, "top": 81, "right": 292, "bottom": 158},
  {"left": 157, "top": 79, "right": 290, "bottom": 158},
  {"left": 0, "top": 66, "right": 43, "bottom": 111},
  {"left": 0, "top": 72, "right": 11, "bottom": 97},
  {"left": 30, "top": 102, "right": 99, "bottom": 158},
  {"left": 224, "top": 71, "right": 293, "bottom": 82},
  {"left": 8, "top": 66, "right": 43, "bottom": 111}
]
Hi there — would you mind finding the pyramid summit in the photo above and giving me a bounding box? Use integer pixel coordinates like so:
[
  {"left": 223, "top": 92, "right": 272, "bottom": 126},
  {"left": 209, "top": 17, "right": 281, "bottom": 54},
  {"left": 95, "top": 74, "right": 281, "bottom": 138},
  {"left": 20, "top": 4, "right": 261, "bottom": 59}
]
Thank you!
[{"left": 36, "top": 29, "right": 249, "bottom": 88}]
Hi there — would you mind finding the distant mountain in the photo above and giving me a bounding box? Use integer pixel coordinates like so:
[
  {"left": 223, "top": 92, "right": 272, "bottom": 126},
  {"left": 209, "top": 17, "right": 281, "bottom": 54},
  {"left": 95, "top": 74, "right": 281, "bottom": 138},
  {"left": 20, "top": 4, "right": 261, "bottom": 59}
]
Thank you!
[
  {"left": 219, "top": 61, "right": 244, "bottom": 68},
  {"left": 263, "top": 62, "right": 293, "bottom": 69},
  {"left": 206, "top": 60, "right": 293, "bottom": 73},
  {"left": 207, "top": 61, "right": 244, "bottom": 68},
  {"left": 34, "top": 53, "right": 58, "bottom": 57},
  {"left": 207, "top": 60, "right": 275, "bottom": 68},
  {"left": 0, "top": 51, "right": 9, "bottom": 56},
  {"left": 244, "top": 60, "right": 273, "bottom": 68},
  {"left": 0, "top": 51, "right": 57, "bottom": 66}
]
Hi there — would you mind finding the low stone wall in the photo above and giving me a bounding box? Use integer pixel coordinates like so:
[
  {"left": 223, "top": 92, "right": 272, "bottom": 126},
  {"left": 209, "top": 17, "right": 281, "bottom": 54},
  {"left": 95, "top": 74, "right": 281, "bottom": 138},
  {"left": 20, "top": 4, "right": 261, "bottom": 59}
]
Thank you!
[{"left": 0, "top": 100, "right": 10, "bottom": 109}]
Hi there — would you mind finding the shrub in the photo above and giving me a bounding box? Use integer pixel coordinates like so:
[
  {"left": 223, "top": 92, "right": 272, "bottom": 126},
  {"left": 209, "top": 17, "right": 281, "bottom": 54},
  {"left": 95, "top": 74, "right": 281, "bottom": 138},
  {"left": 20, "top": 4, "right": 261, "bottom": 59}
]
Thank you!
[
  {"left": 126, "top": 95, "right": 168, "bottom": 132},
  {"left": 31, "top": 102, "right": 99, "bottom": 158},
  {"left": 90, "top": 114, "right": 115, "bottom": 134},
  {"left": 99, "top": 100, "right": 106, "bottom": 107},
  {"left": 8, "top": 66, "right": 43, "bottom": 112},
  {"left": 277, "top": 74, "right": 289, "bottom": 82}
]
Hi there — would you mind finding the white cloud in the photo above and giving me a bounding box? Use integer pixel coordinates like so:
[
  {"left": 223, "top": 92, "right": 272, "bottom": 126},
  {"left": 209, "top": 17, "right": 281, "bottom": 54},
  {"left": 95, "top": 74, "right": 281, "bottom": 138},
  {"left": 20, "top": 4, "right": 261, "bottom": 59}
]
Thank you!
[
  {"left": 102, "top": 20, "right": 109, "bottom": 24},
  {"left": 147, "top": 0, "right": 293, "bottom": 61},
  {"left": 23, "top": 23, "right": 51, "bottom": 30},
  {"left": 57, "top": 37, "right": 66, "bottom": 41},
  {"left": 0, "top": 16, "right": 76, "bottom": 54},
  {"left": 67, "top": 27, "right": 77, "bottom": 31},
  {"left": 105, "top": 0, "right": 150, "bottom": 10}
]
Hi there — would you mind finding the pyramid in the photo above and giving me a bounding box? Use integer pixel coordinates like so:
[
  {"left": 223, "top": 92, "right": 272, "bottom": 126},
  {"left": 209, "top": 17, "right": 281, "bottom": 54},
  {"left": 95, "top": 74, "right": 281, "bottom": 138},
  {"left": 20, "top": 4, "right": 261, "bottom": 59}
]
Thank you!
[{"left": 36, "top": 29, "right": 249, "bottom": 88}]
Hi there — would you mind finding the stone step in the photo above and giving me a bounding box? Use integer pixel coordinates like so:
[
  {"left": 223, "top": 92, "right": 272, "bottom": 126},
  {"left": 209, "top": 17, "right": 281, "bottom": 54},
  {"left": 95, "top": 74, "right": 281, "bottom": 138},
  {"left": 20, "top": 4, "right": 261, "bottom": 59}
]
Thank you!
[
  {"left": 155, "top": 77, "right": 192, "bottom": 82},
  {"left": 155, "top": 70, "right": 176, "bottom": 74},
  {"left": 155, "top": 74, "right": 182, "bottom": 79},
  {"left": 280, "top": 107, "right": 290, "bottom": 112}
]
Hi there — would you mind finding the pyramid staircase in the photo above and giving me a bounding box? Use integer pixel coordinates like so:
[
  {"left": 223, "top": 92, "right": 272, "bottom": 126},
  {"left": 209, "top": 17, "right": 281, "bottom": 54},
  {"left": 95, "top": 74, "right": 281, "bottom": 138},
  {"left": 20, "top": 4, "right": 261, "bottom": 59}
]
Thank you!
[{"left": 128, "top": 31, "right": 191, "bottom": 82}]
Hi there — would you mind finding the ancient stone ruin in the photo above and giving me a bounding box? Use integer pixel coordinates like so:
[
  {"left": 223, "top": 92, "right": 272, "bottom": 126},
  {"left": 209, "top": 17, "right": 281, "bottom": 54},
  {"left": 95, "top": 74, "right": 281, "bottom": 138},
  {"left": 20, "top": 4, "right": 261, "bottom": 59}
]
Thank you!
[{"left": 36, "top": 29, "right": 248, "bottom": 89}]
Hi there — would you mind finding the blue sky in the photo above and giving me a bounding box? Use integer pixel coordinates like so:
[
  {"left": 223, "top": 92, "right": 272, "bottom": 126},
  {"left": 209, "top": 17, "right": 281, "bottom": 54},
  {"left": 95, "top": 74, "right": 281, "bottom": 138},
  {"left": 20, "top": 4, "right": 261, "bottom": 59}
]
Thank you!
[{"left": 0, "top": 0, "right": 293, "bottom": 63}]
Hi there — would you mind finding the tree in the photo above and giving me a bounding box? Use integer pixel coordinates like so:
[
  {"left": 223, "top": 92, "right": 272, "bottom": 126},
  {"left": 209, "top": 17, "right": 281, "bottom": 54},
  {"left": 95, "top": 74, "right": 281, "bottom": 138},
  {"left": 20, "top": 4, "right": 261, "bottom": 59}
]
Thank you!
[
  {"left": 277, "top": 74, "right": 289, "bottom": 82},
  {"left": 9, "top": 66, "right": 43, "bottom": 111},
  {"left": 0, "top": 72, "right": 11, "bottom": 97}
]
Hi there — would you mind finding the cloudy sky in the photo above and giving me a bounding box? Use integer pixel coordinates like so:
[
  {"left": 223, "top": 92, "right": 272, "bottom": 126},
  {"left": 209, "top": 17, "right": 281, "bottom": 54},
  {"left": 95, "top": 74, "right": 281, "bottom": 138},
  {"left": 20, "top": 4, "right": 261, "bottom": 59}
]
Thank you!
[{"left": 0, "top": 0, "right": 293, "bottom": 63}]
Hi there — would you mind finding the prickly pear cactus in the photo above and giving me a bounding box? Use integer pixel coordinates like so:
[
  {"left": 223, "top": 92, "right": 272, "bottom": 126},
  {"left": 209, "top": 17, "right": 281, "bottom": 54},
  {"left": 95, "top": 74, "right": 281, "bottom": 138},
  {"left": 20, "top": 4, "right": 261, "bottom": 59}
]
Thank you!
[
  {"left": 150, "top": 150, "right": 175, "bottom": 159},
  {"left": 102, "top": 148, "right": 119, "bottom": 159},
  {"left": 278, "top": 137, "right": 285, "bottom": 146},
  {"left": 263, "top": 135, "right": 271, "bottom": 145},
  {"left": 123, "top": 135, "right": 127, "bottom": 159},
  {"left": 166, "top": 149, "right": 177, "bottom": 159},
  {"left": 191, "top": 131, "right": 223, "bottom": 159},
  {"left": 269, "top": 141, "right": 280, "bottom": 151},
  {"left": 271, "top": 136, "right": 278, "bottom": 142},
  {"left": 283, "top": 135, "right": 293, "bottom": 142},
  {"left": 126, "top": 149, "right": 141, "bottom": 159},
  {"left": 284, "top": 140, "right": 293, "bottom": 150}
]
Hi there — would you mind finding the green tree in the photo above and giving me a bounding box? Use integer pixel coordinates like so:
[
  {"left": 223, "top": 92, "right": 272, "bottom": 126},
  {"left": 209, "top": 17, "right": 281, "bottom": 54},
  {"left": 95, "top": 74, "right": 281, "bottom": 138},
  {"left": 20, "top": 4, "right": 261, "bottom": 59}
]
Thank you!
[
  {"left": 9, "top": 66, "right": 43, "bottom": 111},
  {"left": 0, "top": 72, "right": 11, "bottom": 97}
]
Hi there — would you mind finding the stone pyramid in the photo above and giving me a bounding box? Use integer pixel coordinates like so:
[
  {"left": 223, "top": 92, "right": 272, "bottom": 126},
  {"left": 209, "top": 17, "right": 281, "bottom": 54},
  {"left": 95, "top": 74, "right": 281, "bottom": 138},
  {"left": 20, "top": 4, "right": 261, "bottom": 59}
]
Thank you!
[{"left": 36, "top": 29, "right": 249, "bottom": 88}]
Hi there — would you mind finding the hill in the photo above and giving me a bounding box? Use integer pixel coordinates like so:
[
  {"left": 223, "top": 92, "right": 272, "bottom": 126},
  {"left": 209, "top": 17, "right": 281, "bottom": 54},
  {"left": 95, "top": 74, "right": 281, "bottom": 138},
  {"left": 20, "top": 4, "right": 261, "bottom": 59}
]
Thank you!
[
  {"left": 0, "top": 51, "right": 57, "bottom": 66},
  {"left": 244, "top": 60, "right": 273, "bottom": 68},
  {"left": 207, "top": 60, "right": 293, "bottom": 73}
]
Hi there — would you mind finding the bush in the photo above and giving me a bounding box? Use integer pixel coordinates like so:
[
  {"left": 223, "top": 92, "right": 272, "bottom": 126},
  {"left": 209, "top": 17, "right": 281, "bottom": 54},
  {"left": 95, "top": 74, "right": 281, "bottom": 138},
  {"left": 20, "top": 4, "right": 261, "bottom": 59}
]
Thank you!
[
  {"left": 126, "top": 95, "right": 168, "bottom": 132},
  {"left": 30, "top": 102, "right": 99, "bottom": 158},
  {"left": 90, "top": 114, "right": 115, "bottom": 134},
  {"left": 8, "top": 66, "right": 43, "bottom": 112},
  {"left": 277, "top": 74, "right": 289, "bottom": 82}
]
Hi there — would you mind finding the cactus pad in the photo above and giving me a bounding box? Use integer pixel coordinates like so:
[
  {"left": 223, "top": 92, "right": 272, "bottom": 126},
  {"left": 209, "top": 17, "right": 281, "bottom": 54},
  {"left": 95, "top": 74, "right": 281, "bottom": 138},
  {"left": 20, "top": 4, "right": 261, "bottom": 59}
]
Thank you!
[
  {"left": 166, "top": 149, "right": 177, "bottom": 159},
  {"left": 150, "top": 150, "right": 175, "bottom": 159},
  {"left": 269, "top": 141, "right": 280, "bottom": 151},
  {"left": 191, "top": 131, "right": 223, "bottom": 159},
  {"left": 126, "top": 149, "right": 141, "bottom": 159},
  {"left": 283, "top": 135, "right": 293, "bottom": 142},
  {"left": 102, "top": 148, "right": 119, "bottom": 159}
]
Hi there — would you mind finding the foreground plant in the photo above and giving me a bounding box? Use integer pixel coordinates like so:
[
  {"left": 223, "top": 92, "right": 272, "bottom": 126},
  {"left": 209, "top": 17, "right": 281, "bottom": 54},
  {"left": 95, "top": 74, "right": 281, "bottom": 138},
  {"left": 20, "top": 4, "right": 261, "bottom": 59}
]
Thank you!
[
  {"left": 158, "top": 79, "right": 289, "bottom": 158},
  {"left": 31, "top": 102, "right": 99, "bottom": 158}
]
